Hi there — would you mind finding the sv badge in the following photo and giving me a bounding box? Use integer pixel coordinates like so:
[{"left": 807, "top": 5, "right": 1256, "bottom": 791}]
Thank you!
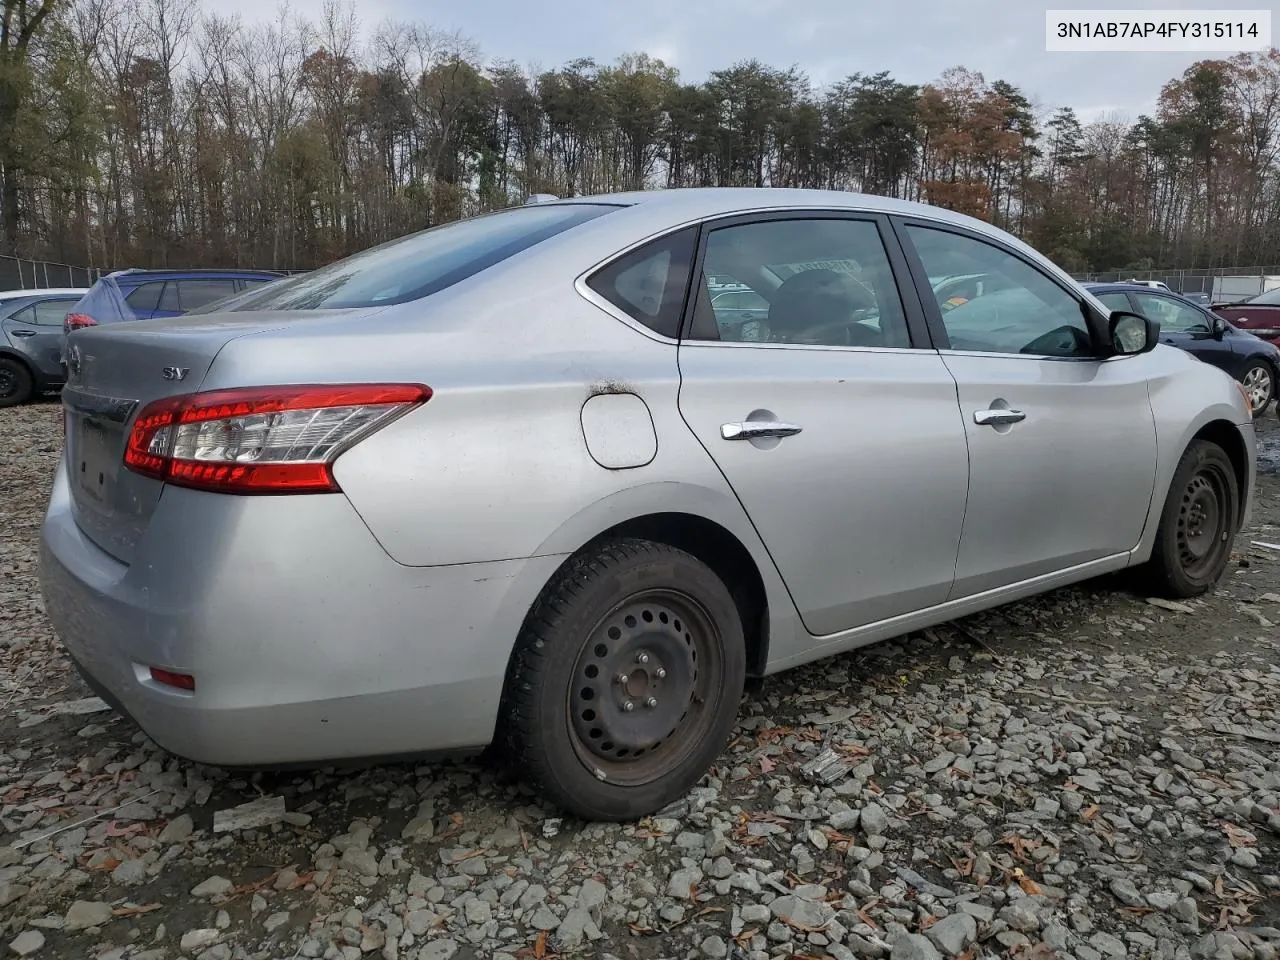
[{"left": 162, "top": 366, "right": 190, "bottom": 381}]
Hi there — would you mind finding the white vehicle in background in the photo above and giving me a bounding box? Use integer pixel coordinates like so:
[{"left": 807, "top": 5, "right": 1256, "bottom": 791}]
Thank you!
[{"left": 1124, "top": 279, "right": 1173, "bottom": 292}]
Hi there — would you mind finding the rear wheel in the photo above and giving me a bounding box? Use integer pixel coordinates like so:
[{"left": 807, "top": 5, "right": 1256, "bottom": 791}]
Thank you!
[
  {"left": 1142, "top": 439, "right": 1240, "bottom": 598},
  {"left": 1239, "top": 360, "right": 1274, "bottom": 415},
  {"left": 503, "top": 538, "right": 745, "bottom": 821},
  {"left": 0, "top": 358, "right": 34, "bottom": 408}
]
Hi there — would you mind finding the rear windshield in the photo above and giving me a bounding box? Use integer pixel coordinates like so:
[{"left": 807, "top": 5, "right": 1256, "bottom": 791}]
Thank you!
[{"left": 222, "top": 203, "right": 619, "bottom": 312}]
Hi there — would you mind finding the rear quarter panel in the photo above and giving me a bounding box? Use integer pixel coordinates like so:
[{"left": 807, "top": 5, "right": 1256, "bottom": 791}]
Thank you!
[{"left": 201, "top": 236, "right": 809, "bottom": 666}]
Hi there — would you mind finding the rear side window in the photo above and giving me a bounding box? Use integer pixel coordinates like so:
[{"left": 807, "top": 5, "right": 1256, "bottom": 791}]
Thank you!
[
  {"left": 586, "top": 228, "right": 697, "bottom": 338},
  {"left": 179, "top": 279, "right": 238, "bottom": 310},
  {"left": 225, "top": 204, "right": 619, "bottom": 312},
  {"left": 157, "top": 283, "right": 181, "bottom": 312},
  {"left": 125, "top": 282, "right": 164, "bottom": 312},
  {"left": 32, "top": 298, "right": 79, "bottom": 325},
  {"left": 1094, "top": 292, "right": 1132, "bottom": 312}
]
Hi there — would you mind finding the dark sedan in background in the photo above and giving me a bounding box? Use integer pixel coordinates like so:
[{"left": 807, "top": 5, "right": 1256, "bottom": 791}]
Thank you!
[{"left": 1084, "top": 282, "right": 1280, "bottom": 414}]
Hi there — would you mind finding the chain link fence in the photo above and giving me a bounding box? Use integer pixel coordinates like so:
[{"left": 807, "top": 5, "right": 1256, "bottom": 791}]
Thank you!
[
  {"left": 1071, "top": 265, "right": 1280, "bottom": 298},
  {"left": 2, "top": 257, "right": 311, "bottom": 294},
  {"left": 0, "top": 255, "right": 104, "bottom": 291}
]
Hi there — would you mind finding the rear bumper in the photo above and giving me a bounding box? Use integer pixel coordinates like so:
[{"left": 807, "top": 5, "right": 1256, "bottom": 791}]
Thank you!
[{"left": 39, "top": 457, "right": 566, "bottom": 767}]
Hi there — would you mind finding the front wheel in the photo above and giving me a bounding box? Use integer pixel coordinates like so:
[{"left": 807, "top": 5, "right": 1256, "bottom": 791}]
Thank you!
[
  {"left": 1239, "top": 360, "right": 1274, "bottom": 415},
  {"left": 1141, "top": 439, "right": 1240, "bottom": 599},
  {"left": 502, "top": 538, "right": 746, "bottom": 821}
]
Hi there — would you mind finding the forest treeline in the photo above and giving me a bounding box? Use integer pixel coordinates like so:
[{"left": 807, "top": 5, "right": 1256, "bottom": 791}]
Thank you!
[{"left": 2, "top": 0, "right": 1279, "bottom": 273}]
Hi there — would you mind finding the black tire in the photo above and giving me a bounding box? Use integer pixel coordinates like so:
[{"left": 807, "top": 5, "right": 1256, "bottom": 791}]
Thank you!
[
  {"left": 1142, "top": 439, "right": 1240, "bottom": 598},
  {"left": 1239, "top": 360, "right": 1275, "bottom": 416},
  {"left": 0, "top": 357, "right": 34, "bottom": 408},
  {"left": 502, "top": 538, "right": 746, "bottom": 821}
]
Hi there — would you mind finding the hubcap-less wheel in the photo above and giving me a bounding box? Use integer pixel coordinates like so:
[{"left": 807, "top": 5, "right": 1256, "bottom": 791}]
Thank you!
[
  {"left": 1176, "top": 467, "right": 1231, "bottom": 580},
  {"left": 1242, "top": 365, "right": 1272, "bottom": 412},
  {"left": 0, "top": 359, "right": 33, "bottom": 407},
  {"left": 568, "top": 589, "right": 720, "bottom": 786}
]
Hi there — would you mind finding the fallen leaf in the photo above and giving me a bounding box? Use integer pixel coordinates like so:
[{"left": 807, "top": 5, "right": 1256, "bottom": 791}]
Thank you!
[
  {"left": 759, "top": 756, "right": 777, "bottom": 774},
  {"left": 112, "top": 903, "right": 162, "bottom": 917},
  {"left": 1222, "top": 822, "right": 1256, "bottom": 849},
  {"left": 534, "top": 930, "right": 548, "bottom": 959}
]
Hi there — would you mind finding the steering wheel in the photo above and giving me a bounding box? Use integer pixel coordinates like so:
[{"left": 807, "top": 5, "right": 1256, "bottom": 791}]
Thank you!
[{"left": 785, "top": 316, "right": 882, "bottom": 346}]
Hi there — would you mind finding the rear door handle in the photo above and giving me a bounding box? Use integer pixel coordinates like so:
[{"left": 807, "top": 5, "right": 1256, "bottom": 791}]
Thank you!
[
  {"left": 974, "top": 408, "right": 1026, "bottom": 426},
  {"left": 10, "top": 329, "right": 36, "bottom": 338},
  {"left": 721, "top": 420, "right": 804, "bottom": 441}
]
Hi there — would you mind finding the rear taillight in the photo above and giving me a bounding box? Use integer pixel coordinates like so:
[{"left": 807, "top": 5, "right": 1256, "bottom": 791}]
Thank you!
[
  {"left": 123, "top": 383, "right": 430, "bottom": 494},
  {"left": 65, "top": 313, "right": 96, "bottom": 332}
]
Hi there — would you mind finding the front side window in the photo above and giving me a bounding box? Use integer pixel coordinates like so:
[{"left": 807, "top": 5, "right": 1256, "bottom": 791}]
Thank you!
[
  {"left": 225, "top": 203, "right": 618, "bottom": 312},
  {"left": 688, "top": 218, "right": 910, "bottom": 348},
  {"left": 585, "top": 228, "right": 696, "bottom": 338},
  {"left": 1130, "top": 292, "right": 1211, "bottom": 334},
  {"left": 906, "top": 226, "right": 1092, "bottom": 357},
  {"left": 1094, "top": 292, "right": 1133, "bottom": 313}
]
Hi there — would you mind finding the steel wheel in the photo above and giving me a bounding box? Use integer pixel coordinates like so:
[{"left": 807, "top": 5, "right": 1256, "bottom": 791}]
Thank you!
[
  {"left": 503, "top": 538, "right": 746, "bottom": 821},
  {"left": 567, "top": 590, "right": 720, "bottom": 786},
  {"left": 1241, "top": 363, "right": 1273, "bottom": 413},
  {"left": 0, "top": 358, "right": 34, "bottom": 408}
]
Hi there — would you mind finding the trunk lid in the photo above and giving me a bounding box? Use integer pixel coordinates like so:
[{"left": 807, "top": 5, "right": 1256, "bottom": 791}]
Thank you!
[{"left": 61, "top": 310, "right": 367, "bottom": 564}]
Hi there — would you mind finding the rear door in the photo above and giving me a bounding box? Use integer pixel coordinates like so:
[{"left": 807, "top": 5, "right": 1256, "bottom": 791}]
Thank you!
[
  {"left": 2, "top": 297, "right": 81, "bottom": 379},
  {"left": 894, "top": 219, "right": 1158, "bottom": 597},
  {"left": 674, "top": 212, "right": 971, "bottom": 637},
  {"left": 27, "top": 297, "right": 83, "bottom": 376}
]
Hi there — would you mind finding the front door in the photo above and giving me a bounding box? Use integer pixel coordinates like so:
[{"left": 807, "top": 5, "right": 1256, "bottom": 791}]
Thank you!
[
  {"left": 896, "top": 220, "right": 1159, "bottom": 598},
  {"left": 675, "top": 213, "right": 971, "bottom": 637}
]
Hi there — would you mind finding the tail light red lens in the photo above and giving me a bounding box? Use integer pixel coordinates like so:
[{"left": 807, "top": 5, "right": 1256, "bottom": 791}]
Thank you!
[
  {"left": 65, "top": 313, "right": 97, "bottom": 331},
  {"left": 123, "top": 383, "right": 431, "bottom": 494},
  {"left": 149, "top": 667, "right": 195, "bottom": 691}
]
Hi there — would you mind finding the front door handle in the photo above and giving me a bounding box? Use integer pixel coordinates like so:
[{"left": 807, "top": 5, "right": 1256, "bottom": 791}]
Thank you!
[
  {"left": 974, "top": 408, "right": 1026, "bottom": 426},
  {"left": 721, "top": 420, "right": 804, "bottom": 441},
  {"left": 10, "top": 329, "right": 35, "bottom": 338}
]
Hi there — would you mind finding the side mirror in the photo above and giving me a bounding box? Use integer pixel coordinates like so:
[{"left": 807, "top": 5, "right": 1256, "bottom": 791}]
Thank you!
[
  {"left": 1211, "top": 316, "right": 1228, "bottom": 339},
  {"left": 1109, "top": 311, "right": 1158, "bottom": 355}
]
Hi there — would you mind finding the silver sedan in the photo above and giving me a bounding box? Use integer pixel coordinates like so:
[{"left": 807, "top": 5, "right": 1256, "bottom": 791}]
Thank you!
[{"left": 40, "top": 188, "right": 1256, "bottom": 821}]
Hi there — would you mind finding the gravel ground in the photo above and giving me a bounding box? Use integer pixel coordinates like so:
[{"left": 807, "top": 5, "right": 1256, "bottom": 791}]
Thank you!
[{"left": 2, "top": 399, "right": 1279, "bottom": 960}]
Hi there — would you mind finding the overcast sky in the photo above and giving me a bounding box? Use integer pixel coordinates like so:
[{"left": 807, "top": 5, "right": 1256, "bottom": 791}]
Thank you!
[{"left": 214, "top": 0, "right": 1262, "bottom": 123}]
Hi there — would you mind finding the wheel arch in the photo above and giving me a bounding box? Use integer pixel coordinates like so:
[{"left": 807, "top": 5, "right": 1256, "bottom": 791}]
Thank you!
[
  {"left": 507, "top": 482, "right": 801, "bottom": 693},
  {"left": 1190, "top": 418, "right": 1250, "bottom": 523}
]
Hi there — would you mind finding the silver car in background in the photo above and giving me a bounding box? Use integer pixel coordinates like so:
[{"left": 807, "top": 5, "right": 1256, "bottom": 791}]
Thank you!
[{"left": 40, "top": 188, "right": 1255, "bottom": 821}]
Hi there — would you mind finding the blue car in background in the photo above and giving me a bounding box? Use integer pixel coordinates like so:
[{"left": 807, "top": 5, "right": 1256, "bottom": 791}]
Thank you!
[{"left": 64, "top": 268, "right": 285, "bottom": 333}]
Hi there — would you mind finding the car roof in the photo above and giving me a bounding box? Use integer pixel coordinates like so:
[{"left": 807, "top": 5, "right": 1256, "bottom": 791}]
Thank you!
[
  {"left": 1083, "top": 282, "right": 1170, "bottom": 293},
  {"left": 557, "top": 187, "right": 999, "bottom": 229},
  {"left": 104, "top": 268, "right": 284, "bottom": 281},
  {"left": 0, "top": 287, "right": 90, "bottom": 300}
]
